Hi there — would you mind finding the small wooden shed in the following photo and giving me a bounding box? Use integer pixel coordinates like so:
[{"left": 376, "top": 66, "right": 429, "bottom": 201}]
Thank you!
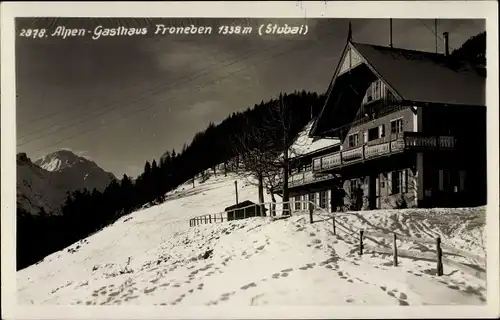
[{"left": 224, "top": 200, "right": 267, "bottom": 221}]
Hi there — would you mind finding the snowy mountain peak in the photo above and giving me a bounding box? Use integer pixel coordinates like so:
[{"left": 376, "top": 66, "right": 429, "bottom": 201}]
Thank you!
[
  {"left": 17, "top": 150, "right": 117, "bottom": 215},
  {"left": 34, "top": 150, "right": 92, "bottom": 172}
]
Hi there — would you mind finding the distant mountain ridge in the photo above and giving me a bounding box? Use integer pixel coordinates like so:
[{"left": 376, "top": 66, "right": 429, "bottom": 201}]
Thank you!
[{"left": 17, "top": 150, "right": 117, "bottom": 215}]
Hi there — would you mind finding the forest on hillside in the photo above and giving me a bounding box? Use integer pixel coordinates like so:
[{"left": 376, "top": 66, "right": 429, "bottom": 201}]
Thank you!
[{"left": 17, "top": 90, "right": 326, "bottom": 270}]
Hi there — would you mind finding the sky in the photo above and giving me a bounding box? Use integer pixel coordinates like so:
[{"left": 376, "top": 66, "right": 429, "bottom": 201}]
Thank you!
[{"left": 15, "top": 17, "right": 485, "bottom": 178}]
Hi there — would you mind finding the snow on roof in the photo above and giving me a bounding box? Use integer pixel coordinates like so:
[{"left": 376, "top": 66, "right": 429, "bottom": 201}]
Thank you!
[
  {"left": 352, "top": 42, "right": 486, "bottom": 107},
  {"left": 288, "top": 119, "right": 340, "bottom": 158}
]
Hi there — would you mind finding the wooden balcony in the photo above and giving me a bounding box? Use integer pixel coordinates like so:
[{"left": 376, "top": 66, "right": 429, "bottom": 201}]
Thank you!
[
  {"left": 313, "top": 132, "right": 456, "bottom": 172},
  {"left": 288, "top": 170, "right": 335, "bottom": 188}
]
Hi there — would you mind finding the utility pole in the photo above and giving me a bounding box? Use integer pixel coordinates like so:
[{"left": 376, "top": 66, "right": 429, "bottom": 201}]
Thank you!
[
  {"left": 389, "top": 19, "right": 393, "bottom": 48},
  {"left": 234, "top": 180, "right": 239, "bottom": 205},
  {"left": 434, "top": 19, "right": 438, "bottom": 53},
  {"left": 281, "top": 93, "right": 290, "bottom": 215}
]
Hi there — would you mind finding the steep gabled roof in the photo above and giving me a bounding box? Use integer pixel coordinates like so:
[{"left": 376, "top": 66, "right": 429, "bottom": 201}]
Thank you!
[
  {"left": 351, "top": 42, "right": 485, "bottom": 107},
  {"left": 311, "top": 40, "right": 486, "bottom": 136}
]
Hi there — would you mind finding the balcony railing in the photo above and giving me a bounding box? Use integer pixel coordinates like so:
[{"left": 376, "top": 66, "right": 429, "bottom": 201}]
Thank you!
[
  {"left": 313, "top": 132, "right": 456, "bottom": 172},
  {"left": 288, "top": 170, "right": 334, "bottom": 188}
]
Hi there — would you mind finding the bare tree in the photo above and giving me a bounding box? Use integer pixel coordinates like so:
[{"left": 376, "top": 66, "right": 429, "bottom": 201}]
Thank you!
[
  {"left": 230, "top": 93, "right": 307, "bottom": 216},
  {"left": 230, "top": 121, "right": 277, "bottom": 216},
  {"left": 262, "top": 161, "right": 284, "bottom": 216}
]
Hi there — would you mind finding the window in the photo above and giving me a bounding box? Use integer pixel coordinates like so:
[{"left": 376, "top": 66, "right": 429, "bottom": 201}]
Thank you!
[
  {"left": 348, "top": 133, "right": 359, "bottom": 148},
  {"left": 295, "top": 195, "right": 302, "bottom": 210},
  {"left": 439, "top": 169, "right": 458, "bottom": 192},
  {"left": 386, "top": 89, "right": 396, "bottom": 102},
  {"left": 390, "top": 170, "right": 408, "bottom": 194},
  {"left": 364, "top": 80, "right": 384, "bottom": 104},
  {"left": 319, "top": 191, "right": 327, "bottom": 209},
  {"left": 390, "top": 118, "right": 404, "bottom": 134},
  {"left": 391, "top": 171, "right": 401, "bottom": 194},
  {"left": 368, "top": 127, "right": 380, "bottom": 141}
]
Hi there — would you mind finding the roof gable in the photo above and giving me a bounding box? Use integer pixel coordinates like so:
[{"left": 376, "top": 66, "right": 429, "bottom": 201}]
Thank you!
[
  {"left": 311, "top": 41, "right": 401, "bottom": 136},
  {"left": 311, "top": 40, "right": 486, "bottom": 136},
  {"left": 337, "top": 44, "right": 364, "bottom": 77}
]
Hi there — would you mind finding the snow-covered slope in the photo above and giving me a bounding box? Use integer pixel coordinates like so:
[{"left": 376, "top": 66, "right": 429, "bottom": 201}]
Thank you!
[
  {"left": 17, "top": 172, "right": 487, "bottom": 306},
  {"left": 17, "top": 151, "right": 116, "bottom": 215}
]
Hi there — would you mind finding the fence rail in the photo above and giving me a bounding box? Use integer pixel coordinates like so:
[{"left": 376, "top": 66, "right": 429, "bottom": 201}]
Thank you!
[
  {"left": 189, "top": 200, "right": 292, "bottom": 227},
  {"left": 188, "top": 200, "right": 485, "bottom": 279},
  {"left": 188, "top": 200, "right": 330, "bottom": 227},
  {"left": 309, "top": 210, "right": 485, "bottom": 278}
]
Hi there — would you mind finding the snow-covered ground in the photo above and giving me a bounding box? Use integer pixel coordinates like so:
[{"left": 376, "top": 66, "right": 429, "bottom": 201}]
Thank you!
[{"left": 17, "top": 172, "right": 487, "bottom": 308}]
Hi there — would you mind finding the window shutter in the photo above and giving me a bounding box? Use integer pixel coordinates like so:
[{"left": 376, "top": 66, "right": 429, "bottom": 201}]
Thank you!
[
  {"left": 438, "top": 170, "right": 444, "bottom": 191},
  {"left": 379, "top": 125, "right": 385, "bottom": 138},
  {"left": 402, "top": 169, "right": 408, "bottom": 193},
  {"left": 387, "top": 172, "right": 393, "bottom": 194}
]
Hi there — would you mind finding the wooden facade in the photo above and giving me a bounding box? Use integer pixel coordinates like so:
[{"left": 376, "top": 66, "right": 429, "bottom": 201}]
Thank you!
[{"left": 278, "top": 37, "right": 486, "bottom": 211}]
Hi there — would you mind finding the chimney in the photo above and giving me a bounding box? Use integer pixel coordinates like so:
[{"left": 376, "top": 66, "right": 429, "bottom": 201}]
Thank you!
[{"left": 443, "top": 32, "right": 449, "bottom": 56}]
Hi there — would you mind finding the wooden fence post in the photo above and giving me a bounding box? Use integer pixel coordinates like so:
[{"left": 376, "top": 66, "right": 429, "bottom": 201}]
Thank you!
[
  {"left": 220, "top": 212, "right": 223, "bottom": 222},
  {"left": 332, "top": 216, "right": 336, "bottom": 235},
  {"left": 309, "top": 205, "right": 314, "bottom": 224},
  {"left": 393, "top": 233, "right": 398, "bottom": 267},
  {"left": 209, "top": 215, "right": 212, "bottom": 224},
  {"left": 359, "top": 230, "right": 364, "bottom": 255},
  {"left": 204, "top": 215, "right": 207, "bottom": 224},
  {"left": 436, "top": 236, "right": 443, "bottom": 276}
]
